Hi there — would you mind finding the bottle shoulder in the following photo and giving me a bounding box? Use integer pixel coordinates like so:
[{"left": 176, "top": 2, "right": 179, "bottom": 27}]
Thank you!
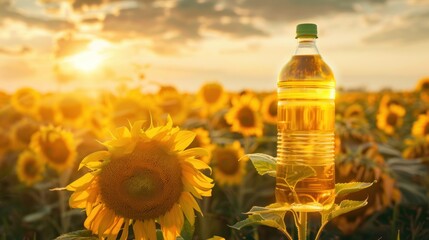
[{"left": 278, "top": 55, "right": 334, "bottom": 82}]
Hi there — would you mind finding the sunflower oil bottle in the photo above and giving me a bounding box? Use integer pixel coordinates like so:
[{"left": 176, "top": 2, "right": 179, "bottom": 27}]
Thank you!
[{"left": 275, "top": 23, "right": 335, "bottom": 211}]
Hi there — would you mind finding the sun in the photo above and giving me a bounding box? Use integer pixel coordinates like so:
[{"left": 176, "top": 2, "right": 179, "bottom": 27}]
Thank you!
[{"left": 65, "top": 39, "right": 109, "bottom": 72}]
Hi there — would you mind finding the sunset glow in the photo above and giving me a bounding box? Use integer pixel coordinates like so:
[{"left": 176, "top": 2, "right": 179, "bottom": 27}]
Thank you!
[{"left": 63, "top": 40, "right": 109, "bottom": 72}]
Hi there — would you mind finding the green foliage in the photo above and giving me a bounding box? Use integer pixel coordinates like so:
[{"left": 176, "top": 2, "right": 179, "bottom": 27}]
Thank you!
[
  {"left": 245, "top": 153, "right": 277, "bottom": 177},
  {"left": 54, "top": 230, "right": 98, "bottom": 240}
]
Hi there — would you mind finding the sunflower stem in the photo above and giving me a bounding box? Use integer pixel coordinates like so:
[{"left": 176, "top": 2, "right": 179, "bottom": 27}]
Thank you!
[
  {"left": 297, "top": 211, "right": 308, "bottom": 240},
  {"left": 58, "top": 168, "right": 72, "bottom": 233}
]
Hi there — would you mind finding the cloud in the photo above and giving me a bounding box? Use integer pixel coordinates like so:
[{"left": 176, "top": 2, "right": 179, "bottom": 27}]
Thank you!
[
  {"left": 0, "top": 0, "right": 74, "bottom": 31},
  {"left": 54, "top": 33, "right": 91, "bottom": 58},
  {"left": 242, "top": 0, "right": 388, "bottom": 22},
  {"left": 0, "top": 46, "right": 31, "bottom": 55},
  {"left": 363, "top": 10, "right": 429, "bottom": 43}
]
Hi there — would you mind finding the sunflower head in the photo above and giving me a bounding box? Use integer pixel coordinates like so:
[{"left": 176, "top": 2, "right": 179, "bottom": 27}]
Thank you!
[
  {"left": 67, "top": 117, "right": 213, "bottom": 239},
  {"left": 30, "top": 126, "right": 77, "bottom": 173},
  {"left": 0, "top": 129, "right": 11, "bottom": 157},
  {"left": 225, "top": 93, "right": 263, "bottom": 137},
  {"left": 16, "top": 150, "right": 45, "bottom": 186},
  {"left": 416, "top": 77, "right": 429, "bottom": 92},
  {"left": 376, "top": 103, "right": 406, "bottom": 135},
  {"left": 10, "top": 118, "right": 40, "bottom": 150},
  {"left": 110, "top": 92, "right": 157, "bottom": 129},
  {"left": 197, "top": 82, "right": 229, "bottom": 116},
  {"left": 212, "top": 141, "right": 246, "bottom": 186},
  {"left": 157, "top": 91, "right": 188, "bottom": 125},
  {"left": 403, "top": 138, "right": 429, "bottom": 159},
  {"left": 411, "top": 112, "right": 429, "bottom": 139},
  {"left": 186, "top": 128, "right": 214, "bottom": 164},
  {"left": 335, "top": 144, "right": 401, "bottom": 234},
  {"left": 11, "top": 87, "right": 40, "bottom": 115},
  {"left": 37, "top": 96, "right": 59, "bottom": 124},
  {"left": 57, "top": 94, "right": 87, "bottom": 123},
  {"left": 261, "top": 93, "right": 277, "bottom": 125},
  {"left": 344, "top": 103, "right": 365, "bottom": 120}
]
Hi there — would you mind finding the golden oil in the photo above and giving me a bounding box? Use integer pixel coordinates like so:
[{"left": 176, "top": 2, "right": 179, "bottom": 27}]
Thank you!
[{"left": 275, "top": 28, "right": 336, "bottom": 212}]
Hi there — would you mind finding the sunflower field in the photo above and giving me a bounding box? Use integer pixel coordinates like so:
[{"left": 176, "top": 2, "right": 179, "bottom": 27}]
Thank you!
[{"left": 0, "top": 78, "right": 429, "bottom": 240}]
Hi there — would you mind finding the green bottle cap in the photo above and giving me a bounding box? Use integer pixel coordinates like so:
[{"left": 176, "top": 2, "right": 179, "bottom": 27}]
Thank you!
[{"left": 296, "top": 23, "right": 318, "bottom": 39}]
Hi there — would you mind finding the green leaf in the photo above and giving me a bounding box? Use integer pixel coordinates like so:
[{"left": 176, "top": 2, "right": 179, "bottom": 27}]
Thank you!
[
  {"left": 180, "top": 218, "right": 194, "bottom": 240},
  {"left": 281, "top": 165, "right": 316, "bottom": 189},
  {"left": 321, "top": 199, "right": 368, "bottom": 224},
  {"left": 55, "top": 230, "right": 98, "bottom": 240},
  {"left": 246, "top": 153, "right": 277, "bottom": 177},
  {"left": 377, "top": 144, "right": 402, "bottom": 157},
  {"left": 335, "top": 181, "right": 374, "bottom": 196},
  {"left": 232, "top": 203, "right": 289, "bottom": 231},
  {"left": 231, "top": 214, "right": 283, "bottom": 230}
]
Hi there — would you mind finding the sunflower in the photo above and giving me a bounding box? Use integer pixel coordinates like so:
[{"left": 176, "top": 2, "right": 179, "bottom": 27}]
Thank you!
[
  {"left": 344, "top": 103, "right": 365, "bottom": 120},
  {"left": 157, "top": 90, "right": 188, "bottom": 125},
  {"left": 197, "top": 82, "right": 229, "bottom": 116},
  {"left": 225, "top": 93, "right": 263, "bottom": 137},
  {"left": 261, "top": 93, "right": 277, "bottom": 125},
  {"left": 10, "top": 118, "right": 40, "bottom": 150},
  {"left": 11, "top": 87, "right": 40, "bottom": 115},
  {"left": 335, "top": 144, "right": 401, "bottom": 234},
  {"left": 30, "top": 126, "right": 77, "bottom": 172},
  {"left": 57, "top": 94, "right": 87, "bottom": 125},
  {"left": 0, "top": 129, "right": 11, "bottom": 158},
  {"left": 212, "top": 141, "right": 247, "bottom": 186},
  {"left": 109, "top": 92, "right": 157, "bottom": 129},
  {"left": 66, "top": 118, "right": 213, "bottom": 239},
  {"left": 411, "top": 112, "right": 429, "bottom": 139},
  {"left": 37, "top": 96, "right": 59, "bottom": 124},
  {"left": 416, "top": 77, "right": 429, "bottom": 102},
  {"left": 16, "top": 150, "right": 45, "bottom": 186},
  {"left": 186, "top": 128, "right": 214, "bottom": 164},
  {"left": 403, "top": 138, "right": 429, "bottom": 160},
  {"left": 376, "top": 104, "right": 406, "bottom": 135}
]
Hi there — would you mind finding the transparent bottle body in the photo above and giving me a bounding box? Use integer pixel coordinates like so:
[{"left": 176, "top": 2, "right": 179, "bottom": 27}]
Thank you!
[{"left": 276, "top": 53, "right": 336, "bottom": 212}]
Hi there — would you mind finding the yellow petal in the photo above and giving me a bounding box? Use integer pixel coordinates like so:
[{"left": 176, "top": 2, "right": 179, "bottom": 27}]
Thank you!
[
  {"left": 174, "top": 131, "right": 196, "bottom": 151},
  {"left": 79, "top": 151, "right": 110, "bottom": 170},
  {"left": 66, "top": 173, "right": 95, "bottom": 191},
  {"left": 143, "top": 219, "right": 156, "bottom": 240},
  {"left": 133, "top": 220, "right": 145, "bottom": 240},
  {"left": 98, "top": 209, "right": 115, "bottom": 236},
  {"left": 84, "top": 204, "right": 102, "bottom": 229},
  {"left": 179, "top": 148, "right": 208, "bottom": 158},
  {"left": 119, "top": 219, "right": 130, "bottom": 240},
  {"left": 179, "top": 192, "right": 196, "bottom": 225},
  {"left": 181, "top": 191, "right": 202, "bottom": 215}
]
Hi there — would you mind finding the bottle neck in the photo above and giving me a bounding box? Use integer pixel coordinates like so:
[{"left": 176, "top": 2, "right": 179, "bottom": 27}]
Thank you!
[{"left": 294, "top": 37, "right": 320, "bottom": 56}]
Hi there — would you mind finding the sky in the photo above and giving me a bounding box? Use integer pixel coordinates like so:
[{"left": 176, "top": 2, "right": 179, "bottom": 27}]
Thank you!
[{"left": 0, "top": 0, "right": 428, "bottom": 93}]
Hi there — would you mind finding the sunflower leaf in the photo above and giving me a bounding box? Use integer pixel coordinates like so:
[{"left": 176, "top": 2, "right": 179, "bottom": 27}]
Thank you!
[
  {"left": 54, "top": 230, "right": 98, "bottom": 240},
  {"left": 335, "top": 181, "right": 375, "bottom": 196},
  {"left": 246, "top": 153, "right": 277, "bottom": 177},
  {"left": 321, "top": 199, "right": 368, "bottom": 224},
  {"left": 279, "top": 164, "right": 316, "bottom": 189},
  {"left": 180, "top": 218, "right": 194, "bottom": 240},
  {"left": 231, "top": 203, "right": 287, "bottom": 231},
  {"left": 231, "top": 214, "right": 284, "bottom": 230}
]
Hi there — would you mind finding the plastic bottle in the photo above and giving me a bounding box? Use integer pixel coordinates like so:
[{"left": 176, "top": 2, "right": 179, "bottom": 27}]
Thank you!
[{"left": 275, "top": 23, "right": 336, "bottom": 211}]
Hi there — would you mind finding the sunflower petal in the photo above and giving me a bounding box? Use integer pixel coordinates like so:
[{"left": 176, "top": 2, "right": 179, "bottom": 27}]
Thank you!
[
  {"left": 174, "top": 131, "right": 196, "bottom": 151},
  {"left": 119, "top": 219, "right": 130, "bottom": 240},
  {"left": 84, "top": 204, "right": 102, "bottom": 229},
  {"left": 79, "top": 151, "right": 110, "bottom": 169},
  {"left": 66, "top": 173, "right": 95, "bottom": 191},
  {"left": 133, "top": 220, "right": 145, "bottom": 240},
  {"left": 180, "top": 148, "right": 208, "bottom": 158},
  {"left": 98, "top": 209, "right": 115, "bottom": 236},
  {"left": 143, "top": 219, "right": 156, "bottom": 240},
  {"left": 180, "top": 192, "right": 196, "bottom": 225},
  {"left": 181, "top": 191, "right": 202, "bottom": 215}
]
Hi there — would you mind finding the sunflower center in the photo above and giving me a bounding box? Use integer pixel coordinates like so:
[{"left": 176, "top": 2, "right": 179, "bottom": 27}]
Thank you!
[
  {"left": 386, "top": 113, "right": 398, "bottom": 126},
  {"left": 237, "top": 106, "right": 255, "bottom": 127},
  {"left": 422, "top": 82, "right": 429, "bottom": 91},
  {"left": 203, "top": 86, "right": 222, "bottom": 104},
  {"left": 424, "top": 123, "right": 429, "bottom": 135},
  {"left": 60, "top": 98, "right": 83, "bottom": 119},
  {"left": 99, "top": 140, "right": 183, "bottom": 221},
  {"left": 40, "top": 134, "right": 70, "bottom": 164},
  {"left": 268, "top": 100, "right": 277, "bottom": 117},
  {"left": 24, "top": 158, "right": 39, "bottom": 178},
  {"left": 123, "top": 170, "right": 163, "bottom": 198},
  {"left": 216, "top": 149, "right": 240, "bottom": 175}
]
